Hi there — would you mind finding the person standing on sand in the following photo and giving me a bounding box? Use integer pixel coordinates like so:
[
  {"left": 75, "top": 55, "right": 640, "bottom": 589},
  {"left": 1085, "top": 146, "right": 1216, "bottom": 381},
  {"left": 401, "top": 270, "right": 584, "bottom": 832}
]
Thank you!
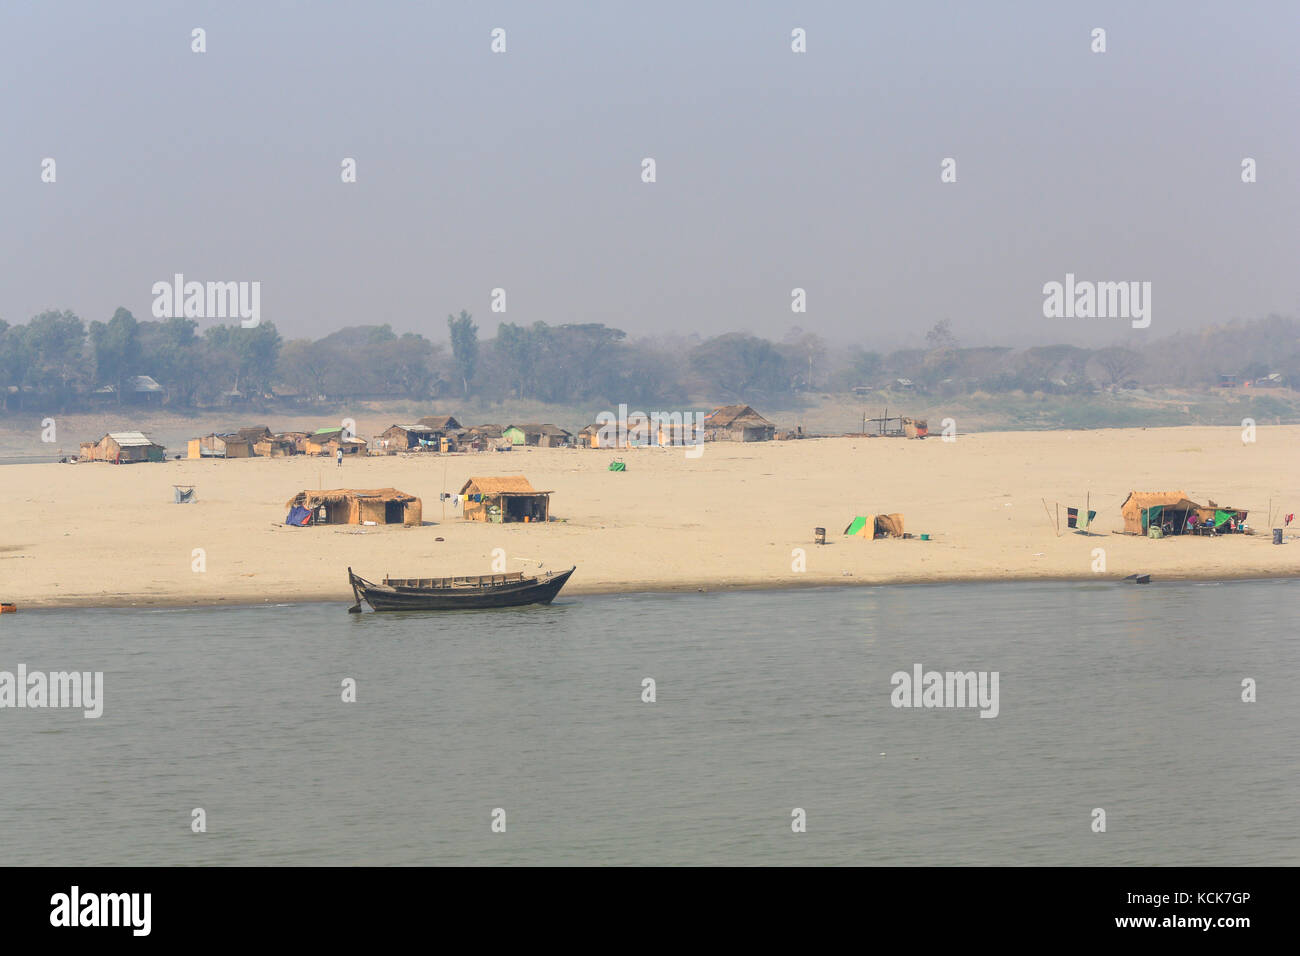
[{"left": 336, "top": 446, "right": 343, "bottom": 468}]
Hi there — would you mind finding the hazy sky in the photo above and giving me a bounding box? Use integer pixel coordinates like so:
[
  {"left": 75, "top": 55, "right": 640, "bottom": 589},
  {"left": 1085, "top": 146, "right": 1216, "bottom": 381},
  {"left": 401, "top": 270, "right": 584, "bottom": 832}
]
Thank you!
[{"left": 2, "top": 1, "right": 1295, "bottom": 351}]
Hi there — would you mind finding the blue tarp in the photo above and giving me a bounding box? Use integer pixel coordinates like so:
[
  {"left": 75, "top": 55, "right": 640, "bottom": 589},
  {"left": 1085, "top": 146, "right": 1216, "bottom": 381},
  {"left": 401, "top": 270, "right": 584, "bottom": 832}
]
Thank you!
[{"left": 285, "top": 505, "right": 313, "bottom": 526}]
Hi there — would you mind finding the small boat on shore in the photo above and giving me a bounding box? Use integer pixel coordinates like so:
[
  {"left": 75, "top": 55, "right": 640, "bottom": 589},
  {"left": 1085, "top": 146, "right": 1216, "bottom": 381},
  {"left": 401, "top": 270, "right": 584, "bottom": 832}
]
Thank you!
[
  {"left": 347, "top": 566, "right": 575, "bottom": 612},
  {"left": 1, "top": 603, "right": 15, "bottom": 614}
]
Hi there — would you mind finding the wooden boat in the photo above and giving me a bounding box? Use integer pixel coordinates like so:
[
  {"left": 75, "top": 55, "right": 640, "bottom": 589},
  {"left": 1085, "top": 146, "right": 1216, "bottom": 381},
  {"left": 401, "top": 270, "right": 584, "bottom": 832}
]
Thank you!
[
  {"left": 0, "top": 603, "right": 15, "bottom": 614},
  {"left": 347, "top": 565, "right": 575, "bottom": 612}
]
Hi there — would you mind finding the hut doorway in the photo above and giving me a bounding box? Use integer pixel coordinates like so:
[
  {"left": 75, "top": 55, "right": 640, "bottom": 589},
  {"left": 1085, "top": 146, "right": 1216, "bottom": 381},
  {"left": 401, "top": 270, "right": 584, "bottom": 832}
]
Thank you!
[{"left": 385, "top": 500, "right": 405, "bottom": 524}]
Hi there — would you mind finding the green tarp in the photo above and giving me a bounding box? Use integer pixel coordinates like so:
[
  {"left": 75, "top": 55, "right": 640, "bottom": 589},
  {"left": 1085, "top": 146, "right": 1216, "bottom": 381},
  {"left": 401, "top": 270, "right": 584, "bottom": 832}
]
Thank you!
[
  {"left": 844, "top": 516, "right": 868, "bottom": 536},
  {"left": 1142, "top": 505, "right": 1163, "bottom": 531},
  {"left": 1214, "top": 509, "right": 1234, "bottom": 528},
  {"left": 608, "top": 461, "right": 626, "bottom": 472}
]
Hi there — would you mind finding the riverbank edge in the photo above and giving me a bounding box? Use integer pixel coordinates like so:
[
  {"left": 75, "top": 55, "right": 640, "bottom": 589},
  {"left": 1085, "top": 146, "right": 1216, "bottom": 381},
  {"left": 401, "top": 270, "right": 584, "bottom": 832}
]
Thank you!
[{"left": 9, "top": 567, "right": 1298, "bottom": 611}]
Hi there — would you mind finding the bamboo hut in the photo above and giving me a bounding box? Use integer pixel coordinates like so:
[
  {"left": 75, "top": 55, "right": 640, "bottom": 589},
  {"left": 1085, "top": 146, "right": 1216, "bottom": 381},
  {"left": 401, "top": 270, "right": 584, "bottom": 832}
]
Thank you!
[
  {"left": 458, "top": 476, "right": 551, "bottom": 523},
  {"left": 284, "top": 488, "right": 422, "bottom": 527}
]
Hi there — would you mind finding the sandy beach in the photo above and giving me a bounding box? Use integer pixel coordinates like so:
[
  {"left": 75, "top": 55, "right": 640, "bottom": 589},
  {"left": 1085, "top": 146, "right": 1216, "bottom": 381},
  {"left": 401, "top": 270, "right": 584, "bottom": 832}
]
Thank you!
[{"left": 3, "top": 425, "right": 1297, "bottom": 608}]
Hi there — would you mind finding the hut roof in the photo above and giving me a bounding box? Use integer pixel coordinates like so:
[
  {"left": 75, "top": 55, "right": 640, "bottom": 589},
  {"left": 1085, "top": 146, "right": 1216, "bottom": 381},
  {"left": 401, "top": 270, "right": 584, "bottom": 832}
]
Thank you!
[
  {"left": 106, "top": 431, "right": 157, "bottom": 447},
  {"left": 387, "top": 423, "right": 437, "bottom": 434},
  {"left": 509, "top": 423, "right": 571, "bottom": 437},
  {"left": 419, "top": 415, "right": 462, "bottom": 429},
  {"left": 459, "top": 476, "right": 548, "bottom": 495},
  {"left": 1121, "top": 490, "right": 1201, "bottom": 511},
  {"left": 286, "top": 487, "right": 419, "bottom": 508},
  {"left": 705, "top": 405, "right": 773, "bottom": 427},
  {"left": 236, "top": 425, "right": 272, "bottom": 441}
]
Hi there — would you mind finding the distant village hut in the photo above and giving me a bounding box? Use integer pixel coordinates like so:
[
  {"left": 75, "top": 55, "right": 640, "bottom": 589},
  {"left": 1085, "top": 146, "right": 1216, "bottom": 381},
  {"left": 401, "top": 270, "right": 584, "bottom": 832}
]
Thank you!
[
  {"left": 503, "top": 424, "right": 572, "bottom": 448},
  {"left": 703, "top": 405, "right": 776, "bottom": 442},
  {"left": 579, "top": 423, "right": 611, "bottom": 448},
  {"left": 304, "top": 426, "right": 367, "bottom": 456},
  {"left": 187, "top": 433, "right": 254, "bottom": 459},
  {"left": 1119, "top": 491, "right": 1204, "bottom": 535},
  {"left": 380, "top": 423, "right": 439, "bottom": 451},
  {"left": 236, "top": 425, "right": 273, "bottom": 445},
  {"left": 82, "top": 431, "right": 166, "bottom": 463},
  {"left": 418, "top": 415, "right": 462, "bottom": 432},
  {"left": 284, "top": 488, "right": 422, "bottom": 527},
  {"left": 254, "top": 434, "right": 299, "bottom": 457},
  {"left": 459, "top": 476, "right": 551, "bottom": 523}
]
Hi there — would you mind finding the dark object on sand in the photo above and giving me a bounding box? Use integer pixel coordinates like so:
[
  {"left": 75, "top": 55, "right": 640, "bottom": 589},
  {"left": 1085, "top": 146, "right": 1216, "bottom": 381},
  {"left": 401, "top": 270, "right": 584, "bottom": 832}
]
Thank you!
[
  {"left": 1274, "top": 529, "right": 1284, "bottom": 545},
  {"left": 347, "top": 566, "right": 575, "bottom": 612},
  {"left": 814, "top": 527, "right": 826, "bottom": 545},
  {"left": 1124, "top": 573, "right": 1152, "bottom": 584}
]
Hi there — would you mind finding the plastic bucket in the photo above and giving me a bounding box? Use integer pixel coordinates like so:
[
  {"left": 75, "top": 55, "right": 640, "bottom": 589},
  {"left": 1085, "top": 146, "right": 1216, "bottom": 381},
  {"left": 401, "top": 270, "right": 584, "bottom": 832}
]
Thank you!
[{"left": 920, "top": 534, "right": 930, "bottom": 541}]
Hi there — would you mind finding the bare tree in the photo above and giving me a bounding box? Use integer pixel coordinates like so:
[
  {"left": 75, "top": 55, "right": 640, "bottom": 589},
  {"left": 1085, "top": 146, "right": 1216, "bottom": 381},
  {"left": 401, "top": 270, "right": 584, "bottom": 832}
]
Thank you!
[{"left": 1092, "top": 346, "right": 1143, "bottom": 386}]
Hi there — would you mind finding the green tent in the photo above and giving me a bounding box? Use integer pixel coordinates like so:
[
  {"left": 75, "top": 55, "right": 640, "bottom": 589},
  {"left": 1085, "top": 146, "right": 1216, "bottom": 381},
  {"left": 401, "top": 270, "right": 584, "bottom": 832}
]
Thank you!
[{"left": 844, "top": 516, "right": 871, "bottom": 537}]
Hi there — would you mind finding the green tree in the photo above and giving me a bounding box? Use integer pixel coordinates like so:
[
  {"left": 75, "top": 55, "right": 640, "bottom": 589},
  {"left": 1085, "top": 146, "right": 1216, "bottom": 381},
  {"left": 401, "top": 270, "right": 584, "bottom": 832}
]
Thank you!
[
  {"left": 448, "top": 310, "right": 478, "bottom": 396},
  {"left": 21, "top": 310, "right": 88, "bottom": 408},
  {"left": 88, "top": 307, "right": 140, "bottom": 403}
]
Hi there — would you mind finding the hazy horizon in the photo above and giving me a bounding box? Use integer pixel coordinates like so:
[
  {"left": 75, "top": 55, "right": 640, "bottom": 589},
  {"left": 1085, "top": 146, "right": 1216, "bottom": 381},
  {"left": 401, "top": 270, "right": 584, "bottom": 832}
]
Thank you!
[{"left": 2, "top": 2, "right": 1296, "bottom": 351}]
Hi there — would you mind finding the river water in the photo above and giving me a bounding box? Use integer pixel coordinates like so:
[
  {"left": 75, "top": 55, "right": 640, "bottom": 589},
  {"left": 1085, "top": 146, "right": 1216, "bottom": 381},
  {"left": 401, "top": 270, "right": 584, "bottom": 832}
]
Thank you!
[{"left": 1, "top": 579, "right": 1295, "bottom": 865}]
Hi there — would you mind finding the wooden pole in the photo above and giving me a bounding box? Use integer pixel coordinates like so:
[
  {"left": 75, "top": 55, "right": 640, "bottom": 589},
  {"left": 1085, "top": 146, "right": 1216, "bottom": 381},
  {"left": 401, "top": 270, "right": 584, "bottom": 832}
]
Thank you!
[
  {"left": 1041, "top": 498, "right": 1057, "bottom": 536},
  {"left": 1056, "top": 501, "right": 1060, "bottom": 535}
]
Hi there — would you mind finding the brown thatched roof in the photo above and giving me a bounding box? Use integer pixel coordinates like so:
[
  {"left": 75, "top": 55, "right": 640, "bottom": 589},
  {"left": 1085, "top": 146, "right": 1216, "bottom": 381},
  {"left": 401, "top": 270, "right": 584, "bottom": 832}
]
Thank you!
[
  {"left": 459, "top": 476, "right": 548, "bottom": 495},
  {"left": 705, "top": 404, "right": 773, "bottom": 427},
  {"left": 419, "top": 415, "right": 461, "bottom": 430},
  {"left": 286, "top": 487, "right": 419, "bottom": 508},
  {"left": 1120, "top": 490, "right": 1201, "bottom": 512}
]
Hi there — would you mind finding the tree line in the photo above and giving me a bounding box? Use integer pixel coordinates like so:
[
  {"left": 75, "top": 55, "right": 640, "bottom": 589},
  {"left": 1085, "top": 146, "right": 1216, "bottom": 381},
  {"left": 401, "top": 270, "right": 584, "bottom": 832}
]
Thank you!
[{"left": 1, "top": 307, "right": 1296, "bottom": 412}]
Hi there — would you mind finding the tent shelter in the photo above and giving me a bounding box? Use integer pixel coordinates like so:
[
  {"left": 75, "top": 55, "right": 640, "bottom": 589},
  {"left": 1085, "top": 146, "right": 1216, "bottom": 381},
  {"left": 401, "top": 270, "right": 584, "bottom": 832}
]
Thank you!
[
  {"left": 1119, "top": 491, "right": 1203, "bottom": 535},
  {"left": 459, "top": 476, "right": 551, "bottom": 523},
  {"left": 844, "top": 514, "right": 905, "bottom": 538},
  {"left": 284, "top": 488, "right": 422, "bottom": 527}
]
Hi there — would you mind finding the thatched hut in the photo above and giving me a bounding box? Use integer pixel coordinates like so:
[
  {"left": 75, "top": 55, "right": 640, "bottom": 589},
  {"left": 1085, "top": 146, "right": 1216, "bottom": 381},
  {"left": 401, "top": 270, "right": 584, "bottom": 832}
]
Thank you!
[
  {"left": 284, "top": 488, "right": 422, "bottom": 527},
  {"left": 303, "top": 427, "right": 367, "bottom": 456},
  {"left": 82, "top": 431, "right": 166, "bottom": 463},
  {"left": 458, "top": 476, "right": 551, "bottom": 523},
  {"left": 187, "top": 433, "right": 254, "bottom": 459},
  {"left": 703, "top": 405, "right": 775, "bottom": 442},
  {"left": 236, "top": 425, "right": 273, "bottom": 444},
  {"left": 254, "top": 434, "right": 299, "bottom": 457},
  {"left": 380, "top": 423, "right": 438, "bottom": 451},
  {"left": 503, "top": 424, "right": 572, "bottom": 447},
  {"left": 1119, "top": 491, "right": 1203, "bottom": 535}
]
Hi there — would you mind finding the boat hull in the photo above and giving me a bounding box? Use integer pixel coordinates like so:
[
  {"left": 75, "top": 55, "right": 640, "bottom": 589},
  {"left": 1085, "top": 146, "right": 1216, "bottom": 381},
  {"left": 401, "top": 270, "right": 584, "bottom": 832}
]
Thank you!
[{"left": 348, "top": 566, "right": 575, "bottom": 612}]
